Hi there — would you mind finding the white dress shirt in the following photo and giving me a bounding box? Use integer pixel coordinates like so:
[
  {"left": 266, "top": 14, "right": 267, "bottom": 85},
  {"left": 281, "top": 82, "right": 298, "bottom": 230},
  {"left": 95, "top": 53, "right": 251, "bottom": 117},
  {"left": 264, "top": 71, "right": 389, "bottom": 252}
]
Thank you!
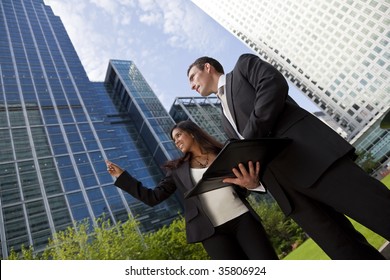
[
  {"left": 217, "top": 75, "right": 244, "bottom": 140},
  {"left": 217, "top": 75, "right": 266, "bottom": 193},
  {"left": 191, "top": 167, "right": 248, "bottom": 227}
]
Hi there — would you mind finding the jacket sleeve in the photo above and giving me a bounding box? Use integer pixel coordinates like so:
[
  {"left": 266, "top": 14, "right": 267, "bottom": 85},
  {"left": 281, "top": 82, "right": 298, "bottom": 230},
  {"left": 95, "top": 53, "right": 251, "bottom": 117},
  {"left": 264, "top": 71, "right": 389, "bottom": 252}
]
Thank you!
[
  {"left": 233, "top": 185, "right": 250, "bottom": 198},
  {"left": 236, "top": 54, "right": 289, "bottom": 139},
  {"left": 114, "top": 170, "right": 177, "bottom": 207}
]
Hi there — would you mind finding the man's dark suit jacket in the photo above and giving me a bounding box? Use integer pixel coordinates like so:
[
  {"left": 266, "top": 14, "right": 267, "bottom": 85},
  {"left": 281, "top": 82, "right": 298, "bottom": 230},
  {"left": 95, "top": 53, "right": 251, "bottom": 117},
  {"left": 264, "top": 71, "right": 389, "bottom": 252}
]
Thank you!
[
  {"left": 222, "top": 53, "right": 356, "bottom": 215},
  {"left": 114, "top": 160, "right": 260, "bottom": 243}
]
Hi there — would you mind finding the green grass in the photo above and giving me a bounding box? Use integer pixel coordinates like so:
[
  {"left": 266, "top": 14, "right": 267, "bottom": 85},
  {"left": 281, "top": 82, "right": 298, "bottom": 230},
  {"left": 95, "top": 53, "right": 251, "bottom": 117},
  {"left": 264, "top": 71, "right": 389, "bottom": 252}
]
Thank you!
[
  {"left": 382, "top": 173, "right": 390, "bottom": 187},
  {"left": 283, "top": 173, "right": 390, "bottom": 260}
]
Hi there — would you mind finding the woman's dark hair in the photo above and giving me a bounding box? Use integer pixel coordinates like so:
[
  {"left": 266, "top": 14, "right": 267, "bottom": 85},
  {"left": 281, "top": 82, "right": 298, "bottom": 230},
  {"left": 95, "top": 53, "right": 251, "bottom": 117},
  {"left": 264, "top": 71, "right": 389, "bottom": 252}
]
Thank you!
[
  {"left": 187, "top": 56, "right": 225, "bottom": 76},
  {"left": 164, "top": 120, "right": 223, "bottom": 170}
]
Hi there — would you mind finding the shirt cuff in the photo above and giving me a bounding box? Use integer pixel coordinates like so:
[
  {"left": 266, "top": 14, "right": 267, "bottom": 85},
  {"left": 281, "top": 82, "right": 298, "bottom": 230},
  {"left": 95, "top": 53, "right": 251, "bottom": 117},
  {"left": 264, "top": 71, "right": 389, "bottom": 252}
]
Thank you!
[{"left": 251, "top": 182, "right": 266, "bottom": 193}]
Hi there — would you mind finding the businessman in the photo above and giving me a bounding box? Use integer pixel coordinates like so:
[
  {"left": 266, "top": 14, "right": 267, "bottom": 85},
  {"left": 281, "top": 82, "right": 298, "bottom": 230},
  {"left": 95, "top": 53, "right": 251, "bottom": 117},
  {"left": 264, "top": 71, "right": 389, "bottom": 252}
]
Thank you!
[{"left": 187, "top": 53, "right": 390, "bottom": 259}]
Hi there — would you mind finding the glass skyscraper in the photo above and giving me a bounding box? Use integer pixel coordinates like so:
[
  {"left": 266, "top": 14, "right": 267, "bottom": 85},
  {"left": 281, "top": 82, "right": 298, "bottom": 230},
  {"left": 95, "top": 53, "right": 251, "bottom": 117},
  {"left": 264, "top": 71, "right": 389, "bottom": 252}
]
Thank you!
[
  {"left": 170, "top": 96, "right": 228, "bottom": 142},
  {"left": 0, "top": 0, "right": 181, "bottom": 258},
  {"left": 98, "top": 59, "right": 182, "bottom": 230},
  {"left": 191, "top": 0, "right": 389, "bottom": 173}
]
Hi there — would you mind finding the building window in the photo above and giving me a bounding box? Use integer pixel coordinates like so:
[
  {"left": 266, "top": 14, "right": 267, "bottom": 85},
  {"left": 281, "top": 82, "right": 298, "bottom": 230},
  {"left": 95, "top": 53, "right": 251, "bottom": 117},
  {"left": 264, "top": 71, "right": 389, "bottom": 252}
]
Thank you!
[
  {"left": 365, "top": 40, "right": 373, "bottom": 47},
  {"left": 367, "top": 20, "right": 375, "bottom": 28},
  {"left": 352, "top": 104, "right": 360, "bottom": 110},
  {"left": 377, "top": 59, "right": 385, "bottom": 66},
  {"left": 370, "top": 33, "right": 379, "bottom": 40},
  {"left": 366, "top": 104, "right": 374, "bottom": 111},
  {"left": 379, "top": 5, "right": 388, "bottom": 13},
  {"left": 366, "top": 72, "right": 374, "bottom": 80},
  {"left": 369, "top": 1, "right": 379, "bottom": 8},
  {"left": 362, "top": 60, "right": 371, "bottom": 67},
  {"left": 372, "top": 12, "right": 381, "bottom": 20}
]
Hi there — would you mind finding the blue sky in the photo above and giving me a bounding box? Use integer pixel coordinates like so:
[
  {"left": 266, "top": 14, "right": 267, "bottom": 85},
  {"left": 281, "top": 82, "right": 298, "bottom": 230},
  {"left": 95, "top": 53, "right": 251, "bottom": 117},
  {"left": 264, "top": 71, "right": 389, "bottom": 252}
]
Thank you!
[{"left": 44, "top": 0, "right": 318, "bottom": 112}]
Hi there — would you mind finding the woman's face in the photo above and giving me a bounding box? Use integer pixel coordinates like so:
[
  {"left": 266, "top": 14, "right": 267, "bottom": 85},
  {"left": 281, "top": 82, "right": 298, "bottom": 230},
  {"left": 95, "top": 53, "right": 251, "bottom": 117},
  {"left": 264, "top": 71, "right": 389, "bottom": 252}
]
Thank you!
[{"left": 171, "top": 128, "right": 195, "bottom": 153}]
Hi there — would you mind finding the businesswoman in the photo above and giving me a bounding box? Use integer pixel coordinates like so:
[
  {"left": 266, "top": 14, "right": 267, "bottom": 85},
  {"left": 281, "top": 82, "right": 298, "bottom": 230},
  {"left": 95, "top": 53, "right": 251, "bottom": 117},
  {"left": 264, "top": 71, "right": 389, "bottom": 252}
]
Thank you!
[{"left": 106, "top": 120, "right": 277, "bottom": 260}]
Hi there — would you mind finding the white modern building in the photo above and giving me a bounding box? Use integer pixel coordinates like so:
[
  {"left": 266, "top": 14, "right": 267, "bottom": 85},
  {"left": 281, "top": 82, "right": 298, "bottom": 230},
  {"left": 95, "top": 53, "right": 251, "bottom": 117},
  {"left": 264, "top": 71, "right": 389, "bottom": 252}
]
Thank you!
[{"left": 192, "top": 0, "right": 389, "bottom": 173}]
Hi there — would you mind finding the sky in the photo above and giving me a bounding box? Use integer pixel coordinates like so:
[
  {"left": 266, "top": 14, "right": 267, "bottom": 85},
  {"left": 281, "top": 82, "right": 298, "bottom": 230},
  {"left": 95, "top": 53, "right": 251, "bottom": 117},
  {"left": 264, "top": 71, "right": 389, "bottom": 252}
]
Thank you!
[{"left": 43, "top": 0, "right": 319, "bottom": 112}]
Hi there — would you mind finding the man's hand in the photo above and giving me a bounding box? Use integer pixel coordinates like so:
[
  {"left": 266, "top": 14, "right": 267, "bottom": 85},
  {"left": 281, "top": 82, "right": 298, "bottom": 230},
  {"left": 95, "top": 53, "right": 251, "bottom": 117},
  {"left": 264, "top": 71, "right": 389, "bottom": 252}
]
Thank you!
[{"left": 222, "top": 161, "right": 260, "bottom": 189}]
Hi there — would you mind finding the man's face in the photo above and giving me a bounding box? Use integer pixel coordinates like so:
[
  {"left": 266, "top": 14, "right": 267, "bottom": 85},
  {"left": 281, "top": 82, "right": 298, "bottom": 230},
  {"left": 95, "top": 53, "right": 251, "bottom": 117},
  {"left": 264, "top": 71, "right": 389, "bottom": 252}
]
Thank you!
[{"left": 188, "top": 64, "right": 213, "bottom": 97}]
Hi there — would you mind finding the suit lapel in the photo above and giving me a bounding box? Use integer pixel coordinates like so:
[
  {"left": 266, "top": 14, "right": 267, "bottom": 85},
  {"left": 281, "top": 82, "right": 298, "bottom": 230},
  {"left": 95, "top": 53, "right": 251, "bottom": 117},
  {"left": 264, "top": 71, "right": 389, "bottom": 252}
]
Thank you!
[
  {"left": 224, "top": 73, "right": 239, "bottom": 137},
  {"left": 225, "top": 73, "right": 236, "bottom": 122},
  {"left": 175, "top": 160, "right": 195, "bottom": 190}
]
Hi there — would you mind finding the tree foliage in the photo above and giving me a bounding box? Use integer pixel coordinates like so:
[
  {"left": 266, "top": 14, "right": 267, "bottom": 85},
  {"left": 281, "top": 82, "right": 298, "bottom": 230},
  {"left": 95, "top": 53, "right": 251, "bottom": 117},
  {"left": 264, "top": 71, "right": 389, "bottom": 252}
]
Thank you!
[
  {"left": 40, "top": 217, "right": 147, "bottom": 260},
  {"left": 6, "top": 215, "right": 208, "bottom": 260},
  {"left": 355, "top": 150, "right": 380, "bottom": 174},
  {"left": 6, "top": 200, "right": 305, "bottom": 260},
  {"left": 248, "top": 195, "right": 307, "bottom": 258},
  {"left": 141, "top": 217, "right": 209, "bottom": 260}
]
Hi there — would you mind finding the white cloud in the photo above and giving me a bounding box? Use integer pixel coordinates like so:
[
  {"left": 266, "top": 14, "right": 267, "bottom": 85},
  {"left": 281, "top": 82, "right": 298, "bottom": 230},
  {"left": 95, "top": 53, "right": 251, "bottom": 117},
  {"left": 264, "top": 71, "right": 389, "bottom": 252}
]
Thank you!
[
  {"left": 44, "top": 0, "right": 235, "bottom": 109},
  {"left": 135, "top": 0, "right": 226, "bottom": 53},
  {"left": 137, "top": 0, "right": 157, "bottom": 11},
  {"left": 45, "top": 0, "right": 226, "bottom": 77},
  {"left": 89, "top": 0, "right": 119, "bottom": 16},
  {"left": 45, "top": 0, "right": 131, "bottom": 80},
  {"left": 139, "top": 12, "right": 161, "bottom": 25}
]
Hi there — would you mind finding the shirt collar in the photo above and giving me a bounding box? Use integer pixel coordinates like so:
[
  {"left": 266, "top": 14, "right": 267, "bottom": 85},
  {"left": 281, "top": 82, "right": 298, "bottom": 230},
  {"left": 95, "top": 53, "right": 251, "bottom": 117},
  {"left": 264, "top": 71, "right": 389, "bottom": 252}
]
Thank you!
[{"left": 217, "top": 74, "right": 226, "bottom": 90}]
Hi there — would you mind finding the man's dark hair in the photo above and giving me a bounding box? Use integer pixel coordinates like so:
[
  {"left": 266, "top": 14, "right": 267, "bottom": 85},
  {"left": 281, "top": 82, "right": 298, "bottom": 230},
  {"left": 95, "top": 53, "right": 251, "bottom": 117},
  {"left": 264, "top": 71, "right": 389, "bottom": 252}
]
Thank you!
[{"left": 187, "top": 56, "right": 225, "bottom": 76}]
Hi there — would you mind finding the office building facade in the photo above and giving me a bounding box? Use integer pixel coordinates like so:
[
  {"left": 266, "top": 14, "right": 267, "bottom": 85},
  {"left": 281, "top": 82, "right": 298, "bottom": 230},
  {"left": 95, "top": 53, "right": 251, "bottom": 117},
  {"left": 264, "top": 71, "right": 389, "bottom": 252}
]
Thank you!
[
  {"left": 191, "top": 0, "right": 390, "bottom": 173},
  {"left": 0, "top": 0, "right": 181, "bottom": 258},
  {"left": 99, "top": 59, "right": 182, "bottom": 230},
  {"left": 170, "top": 96, "right": 228, "bottom": 143}
]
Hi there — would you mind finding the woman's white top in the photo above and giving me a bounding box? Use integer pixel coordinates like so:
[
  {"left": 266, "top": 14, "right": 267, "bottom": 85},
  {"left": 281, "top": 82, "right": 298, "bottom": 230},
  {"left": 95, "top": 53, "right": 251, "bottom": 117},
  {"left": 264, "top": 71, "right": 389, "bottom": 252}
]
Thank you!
[{"left": 190, "top": 167, "right": 248, "bottom": 227}]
